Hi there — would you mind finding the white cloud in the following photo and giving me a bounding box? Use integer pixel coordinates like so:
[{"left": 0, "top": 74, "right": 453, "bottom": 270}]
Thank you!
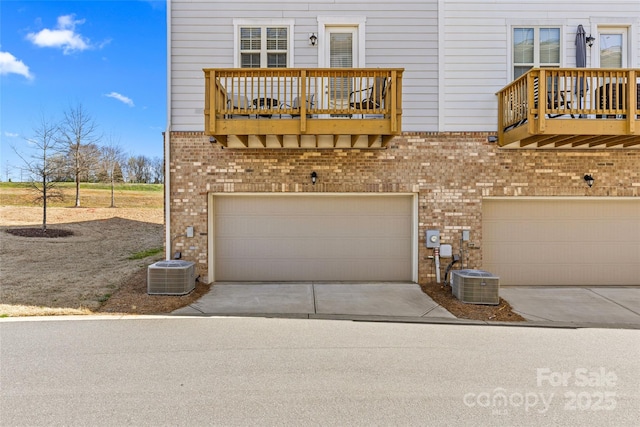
[
  {"left": 0, "top": 51, "right": 34, "bottom": 79},
  {"left": 4, "top": 132, "right": 20, "bottom": 138},
  {"left": 26, "top": 14, "right": 91, "bottom": 54},
  {"left": 105, "top": 92, "right": 134, "bottom": 107}
]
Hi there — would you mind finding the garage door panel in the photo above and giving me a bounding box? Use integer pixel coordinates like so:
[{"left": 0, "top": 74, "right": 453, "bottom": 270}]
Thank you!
[
  {"left": 220, "top": 236, "right": 410, "bottom": 260},
  {"left": 216, "top": 259, "right": 412, "bottom": 282},
  {"left": 483, "top": 199, "right": 640, "bottom": 286},
  {"left": 213, "top": 195, "right": 413, "bottom": 281}
]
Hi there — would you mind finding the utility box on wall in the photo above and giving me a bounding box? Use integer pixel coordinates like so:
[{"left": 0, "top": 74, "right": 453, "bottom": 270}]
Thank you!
[
  {"left": 451, "top": 269, "right": 499, "bottom": 305},
  {"left": 425, "top": 230, "right": 440, "bottom": 248}
]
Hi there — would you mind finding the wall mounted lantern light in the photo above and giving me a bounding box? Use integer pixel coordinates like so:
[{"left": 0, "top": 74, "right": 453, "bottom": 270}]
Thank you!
[
  {"left": 584, "top": 174, "right": 594, "bottom": 188},
  {"left": 309, "top": 33, "right": 318, "bottom": 46},
  {"left": 586, "top": 35, "right": 595, "bottom": 47},
  {"left": 310, "top": 171, "right": 318, "bottom": 185}
]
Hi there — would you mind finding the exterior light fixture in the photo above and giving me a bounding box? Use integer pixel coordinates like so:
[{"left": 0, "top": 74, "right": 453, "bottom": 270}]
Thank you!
[
  {"left": 487, "top": 135, "right": 498, "bottom": 143},
  {"left": 209, "top": 136, "right": 216, "bottom": 143},
  {"left": 310, "top": 171, "right": 317, "bottom": 185},
  {"left": 586, "top": 35, "right": 595, "bottom": 47},
  {"left": 309, "top": 33, "right": 317, "bottom": 46},
  {"left": 584, "top": 174, "right": 594, "bottom": 188}
]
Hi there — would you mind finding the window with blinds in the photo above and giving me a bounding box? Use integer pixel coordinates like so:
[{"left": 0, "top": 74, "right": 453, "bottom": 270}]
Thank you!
[
  {"left": 599, "top": 33, "right": 623, "bottom": 68},
  {"left": 513, "top": 27, "right": 560, "bottom": 79},
  {"left": 329, "top": 32, "right": 353, "bottom": 99},
  {"left": 239, "top": 26, "right": 288, "bottom": 68}
]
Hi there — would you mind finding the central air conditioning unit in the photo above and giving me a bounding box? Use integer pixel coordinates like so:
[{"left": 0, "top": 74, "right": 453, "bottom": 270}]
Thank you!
[
  {"left": 147, "top": 260, "right": 196, "bottom": 295},
  {"left": 451, "top": 269, "right": 500, "bottom": 305}
]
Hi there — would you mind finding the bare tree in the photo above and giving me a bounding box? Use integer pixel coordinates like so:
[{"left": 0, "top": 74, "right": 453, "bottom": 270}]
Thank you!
[
  {"left": 126, "top": 155, "right": 152, "bottom": 183},
  {"left": 59, "top": 103, "right": 101, "bottom": 207},
  {"left": 99, "top": 137, "right": 127, "bottom": 207},
  {"left": 150, "top": 156, "right": 164, "bottom": 184},
  {"left": 12, "top": 114, "right": 64, "bottom": 231}
]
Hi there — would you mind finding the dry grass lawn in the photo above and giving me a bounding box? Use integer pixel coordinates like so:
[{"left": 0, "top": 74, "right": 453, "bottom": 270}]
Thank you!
[
  {"left": 0, "top": 206, "right": 165, "bottom": 316},
  {"left": 0, "top": 184, "right": 175, "bottom": 316}
]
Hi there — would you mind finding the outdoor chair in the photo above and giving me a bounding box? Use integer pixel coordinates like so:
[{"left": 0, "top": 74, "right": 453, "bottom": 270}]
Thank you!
[
  {"left": 227, "top": 95, "right": 254, "bottom": 119},
  {"left": 533, "top": 76, "right": 575, "bottom": 119},
  {"left": 349, "top": 76, "right": 388, "bottom": 112},
  {"left": 595, "top": 83, "right": 640, "bottom": 119},
  {"left": 280, "top": 94, "right": 315, "bottom": 118},
  {"left": 504, "top": 76, "right": 575, "bottom": 132}
]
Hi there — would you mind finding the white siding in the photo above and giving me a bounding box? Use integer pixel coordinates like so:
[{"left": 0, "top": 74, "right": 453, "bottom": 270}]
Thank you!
[
  {"left": 170, "top": 0, "right": 438, "bottom": 132},
  {"left": 441, "top": 0, "right": 640, "bottom": 131},
  {"left": 170, "top": 0, "right": 639, "bottom": 133}
]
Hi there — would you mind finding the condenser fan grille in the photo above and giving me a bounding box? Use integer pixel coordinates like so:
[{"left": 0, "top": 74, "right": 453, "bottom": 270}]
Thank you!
[{"left": 147, "top": 260, "right": 196, "bottom": 295}]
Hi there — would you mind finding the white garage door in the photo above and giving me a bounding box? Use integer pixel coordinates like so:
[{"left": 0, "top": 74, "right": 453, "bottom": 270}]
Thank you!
[
  {"left": 483, "top": 198, "right": 640, "bottom": 286},
  {"left": 212, "top": 194, "right": 414, "bottom": 281}
]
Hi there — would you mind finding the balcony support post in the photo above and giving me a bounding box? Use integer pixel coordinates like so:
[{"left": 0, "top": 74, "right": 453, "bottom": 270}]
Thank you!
[
  {"left": 527, "top": 71, "right": 536, "bottom": 136},
  {"left": 300, "top": 70, "right": 307, "bottom": 133},
  {"left": 538, "top": 69, "right": 547, "bottom": 133},
  {"left": 628, "top": 70, "right": 636, "bottom": 134},
  {"left": 390, "top": 70, "right": 397, "bottom": 132}
]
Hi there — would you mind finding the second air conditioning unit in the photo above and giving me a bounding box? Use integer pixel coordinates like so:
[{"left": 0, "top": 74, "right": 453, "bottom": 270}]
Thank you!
[
  {"left": 147, "top": 260, "right": 196, "bottom": 295},
  {"left": 451, "top": 269, "right": 499, "bottom": 305}
]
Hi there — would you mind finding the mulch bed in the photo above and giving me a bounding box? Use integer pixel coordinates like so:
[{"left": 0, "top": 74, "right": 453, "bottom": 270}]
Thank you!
[
  {"left": 420, "top": 281, "right": 525, "bottom": 322},
  {"left": 4, "top": 228, "right": 75, "bottom": 238},
  {"left": 97, "top": 267, "right": 212, "bottom": 315}
]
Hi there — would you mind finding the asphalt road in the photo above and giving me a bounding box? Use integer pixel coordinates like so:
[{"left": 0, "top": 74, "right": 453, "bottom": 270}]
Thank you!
[{"left": 1, "top": 316, "right": 639, "bottom": 426}]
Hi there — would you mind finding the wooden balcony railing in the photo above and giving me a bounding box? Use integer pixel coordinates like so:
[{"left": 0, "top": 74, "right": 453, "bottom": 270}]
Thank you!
[
  {"left": 497, "top": 68, "right": 640, "bottom": 148},
  {"left": 204, "top": 68, "right": 403, "bottom": 148}
]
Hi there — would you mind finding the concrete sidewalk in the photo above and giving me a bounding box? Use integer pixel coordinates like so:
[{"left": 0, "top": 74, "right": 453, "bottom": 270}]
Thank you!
[
  {"left": 172, "top": 282, "right": 640, "bottom": 328},
  {"left": 172, "top": 282, "right": 455, "bottom": 320}
]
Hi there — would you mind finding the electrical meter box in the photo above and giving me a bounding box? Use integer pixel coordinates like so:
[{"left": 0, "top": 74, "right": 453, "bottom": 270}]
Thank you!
[
  {"left": 426, "top": 230, "right": 440, "bottom": 248},
  {"left": 440, "top": 244, "right": 453, "bottom": 257}
]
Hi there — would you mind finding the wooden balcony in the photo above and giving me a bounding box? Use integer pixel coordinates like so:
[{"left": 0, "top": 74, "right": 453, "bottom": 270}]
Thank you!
[
  {"left": 204, "top": 68, "right": 403, "bottom": 149},
  {"left": 497, "top": 68, "right": 640, "bottom": 149}
]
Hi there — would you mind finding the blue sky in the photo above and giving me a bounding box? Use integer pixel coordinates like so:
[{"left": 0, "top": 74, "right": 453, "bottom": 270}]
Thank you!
[{"left": 1, "top": 0, "right": 166, "bottom": 181}]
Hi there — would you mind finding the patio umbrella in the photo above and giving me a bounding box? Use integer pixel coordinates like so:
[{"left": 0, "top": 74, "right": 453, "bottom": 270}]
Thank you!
[
  {"left": 575, "top": 25, "right": 588, "bottom": 113},
  {"left": 575, "top": 25, "right": 587, "bottom": 68}
]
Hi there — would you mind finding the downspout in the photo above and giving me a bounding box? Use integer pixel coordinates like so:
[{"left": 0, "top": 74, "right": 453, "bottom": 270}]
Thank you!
[{"left": 164, "top": 0, "right": 172, "bottom": 260}]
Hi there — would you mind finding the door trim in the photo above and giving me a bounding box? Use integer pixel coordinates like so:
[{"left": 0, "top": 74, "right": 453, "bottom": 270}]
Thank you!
[
  {"left": 588, "top": 17, "right": 637, "bottom": 68},
  {"left": 594, "top": 26, "right": 628, "bottom": 68},
  {"left": 317, "top": 16, "right": 366, "bottom": 68}
]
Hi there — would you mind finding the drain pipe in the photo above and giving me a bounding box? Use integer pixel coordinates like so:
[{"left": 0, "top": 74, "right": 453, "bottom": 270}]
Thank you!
[
  {"left": 434, "top": 246, "right": 441, "bottom": 284},
  {"left": 164, "top": 0, "right": 172, "bottom": 260}
]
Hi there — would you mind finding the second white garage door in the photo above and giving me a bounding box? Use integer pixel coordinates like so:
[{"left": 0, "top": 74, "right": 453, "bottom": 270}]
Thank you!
[
  {"left": 212, "top": 194, "right": 415, "bottom": 281},
  {"left": 482, "top": 198, "right": 640, "bottom": 286}
]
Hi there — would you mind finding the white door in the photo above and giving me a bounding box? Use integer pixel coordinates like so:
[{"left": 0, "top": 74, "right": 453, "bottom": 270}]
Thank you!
[
  {"left": 482, "top": 199, "right": 640, "bottom": 286},
  {"left": 324, "top": 27, "right": 358, "bottom": 112},
  {"left": 211, "top": 194, "right": 414, "bottom": 282}
]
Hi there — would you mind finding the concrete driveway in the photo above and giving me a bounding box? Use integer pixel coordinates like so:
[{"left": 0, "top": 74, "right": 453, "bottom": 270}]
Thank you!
[
  {"left": 173, "top": 282, "right": 455, "bottom": 320},
  {"left": 173, "top": 282, "right": 640, "bottom": 328},
  {"left": 500, "top": 286, "right": 640, "bottom": 327}
]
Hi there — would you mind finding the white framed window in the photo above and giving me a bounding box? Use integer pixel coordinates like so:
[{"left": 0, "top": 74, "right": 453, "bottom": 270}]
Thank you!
[
  {"left": 233, "top": 20, "right": 294, "bottom": 68},
  {"left": 512, "top": 26, "right": 561, "bottom": 78}
]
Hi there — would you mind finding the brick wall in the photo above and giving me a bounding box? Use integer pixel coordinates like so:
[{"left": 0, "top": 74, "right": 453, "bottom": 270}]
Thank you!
[{"left": 169, "top": 131, "right": 639, "bottom": 283}]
